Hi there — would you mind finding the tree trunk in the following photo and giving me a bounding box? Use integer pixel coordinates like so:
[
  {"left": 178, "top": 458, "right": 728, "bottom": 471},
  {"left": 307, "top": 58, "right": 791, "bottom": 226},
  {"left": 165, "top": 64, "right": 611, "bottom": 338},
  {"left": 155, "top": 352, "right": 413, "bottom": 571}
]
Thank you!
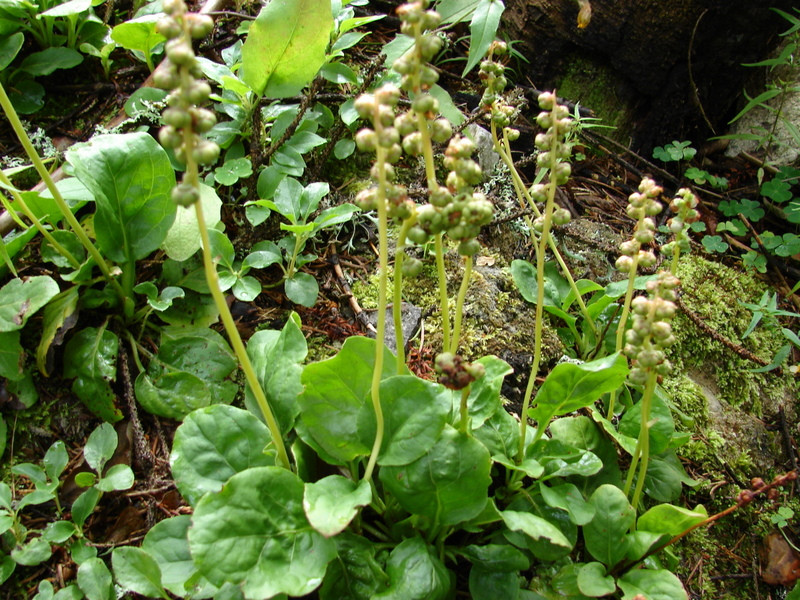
[{"left": 503, "top": 0, "right": 796, "bottom": 153}]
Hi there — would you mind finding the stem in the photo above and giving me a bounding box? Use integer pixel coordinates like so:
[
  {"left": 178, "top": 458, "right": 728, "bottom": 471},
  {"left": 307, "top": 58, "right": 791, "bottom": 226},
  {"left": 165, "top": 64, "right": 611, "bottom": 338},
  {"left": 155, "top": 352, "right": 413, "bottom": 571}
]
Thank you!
[
  {"left": 363, "top": 143, "right": 390, "bottom": 483},
  {"left": 517, "top": 130, "right": 559, "bottom": 461},
  {"left": 0, "top": 170, "right": 81, "bottom": 270},
  {"left": 607, "top": 255, "right": 640, "bottom": 419},
  {"left": 623, "top": 370, "right": 656, "bottom": 509},
  {"left": 434, "top": 233, "right": 451, "bottom": 351},
  {"left": 449, "top": 255, "right": 472, "bottom": 354},
  {"left": 0, "top": 82, "right": 128, "bottom": 307},
  {"left": 494, "top": 126, "right": 597, "bottom": 337},
  {"left": 458, "top": 386, "right": 471, "bottom": 434},
  {"left": 195, "top": 201, "right": 291, "bottom": 470},
  {"left": 393, "top": 217, "right": 416, "bottom": 369}
]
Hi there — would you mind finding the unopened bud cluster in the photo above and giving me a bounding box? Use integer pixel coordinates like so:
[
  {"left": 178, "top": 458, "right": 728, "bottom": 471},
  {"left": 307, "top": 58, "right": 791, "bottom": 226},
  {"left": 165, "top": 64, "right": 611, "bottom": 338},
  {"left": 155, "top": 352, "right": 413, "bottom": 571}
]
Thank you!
[
  {"left": 478, "top": 42, "right": 516, "bottom": 130},
  {"left": 354, "top": 1, "right": 492, "bottom": 260},
  {"left": 615, "top": 179, "right": 663, "bottom": 272},
  {"left": 393, "top": 1, "right": 442, "bottom": 92},
  {"left": 624, "top": 271, "right": 679, "bottom": 384},
  {"left": 435, "top": 352, "right": 485, "bottom": 390},
  {"left": 410, "top": 136, "right": 493, "bottom": 256},
  {"left": 155, "top": 0, "right": 218, "bottom": 207},
  {"left": 661, "top": 188, "right": 700, "bottom": 258},
  {"left": 353, "top": 89, "right": 414, "bottom": 222},
  {"left": 529, "top": 93, "right": 574, "bottom": 229}
]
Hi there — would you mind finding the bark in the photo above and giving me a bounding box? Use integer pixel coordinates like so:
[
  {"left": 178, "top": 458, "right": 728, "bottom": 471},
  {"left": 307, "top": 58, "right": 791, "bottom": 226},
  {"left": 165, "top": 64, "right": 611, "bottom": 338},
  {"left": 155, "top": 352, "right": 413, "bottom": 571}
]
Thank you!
[{"left": 503, "top": 0, "right": 797, "bottom": 153}]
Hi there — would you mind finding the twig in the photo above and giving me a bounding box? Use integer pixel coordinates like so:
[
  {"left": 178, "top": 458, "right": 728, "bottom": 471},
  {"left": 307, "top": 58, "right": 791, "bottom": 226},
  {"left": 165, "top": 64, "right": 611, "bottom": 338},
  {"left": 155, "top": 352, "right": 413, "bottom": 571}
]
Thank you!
[{"left": 675, "top": 294, "right": 780, "bottom": 374}]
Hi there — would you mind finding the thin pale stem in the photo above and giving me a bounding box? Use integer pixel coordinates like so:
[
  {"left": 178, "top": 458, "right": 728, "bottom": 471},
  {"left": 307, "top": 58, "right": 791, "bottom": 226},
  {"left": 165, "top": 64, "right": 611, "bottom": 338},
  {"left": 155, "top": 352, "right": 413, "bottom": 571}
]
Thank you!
[
  {"left": 449, "top": 255, "right": 473, "bottom": 355},
  {"left": 363, "top": 143, "right": 390, "bottom": 483},
  {"left": 195, "top": 201, "right": 291, "bottom": 470},
  {"left": 458, "top": 386, "right": 471, "bottom": 434},
  {"left": 0, "top": 170, "right": 81, "bottom": 269},
  {"left": 434, "top": 233, "right": 451, "bottom": 351},
  {"left": 393, "top": 217, "right": 416, "bottom": 369},
  {"left": 625, "top": 371, "right": 657, "bottom": 510},
  {"left": 607, "top": 256, "right": 641, "bottom": 419}
]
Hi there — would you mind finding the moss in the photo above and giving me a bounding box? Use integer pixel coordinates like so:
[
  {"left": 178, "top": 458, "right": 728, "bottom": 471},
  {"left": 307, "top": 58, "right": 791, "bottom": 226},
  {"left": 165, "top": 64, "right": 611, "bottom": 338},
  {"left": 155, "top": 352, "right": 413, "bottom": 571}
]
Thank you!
[
  {"left": 553, "top": 52, "right": 636, "bottom": 142},
  {"left": 671, "top": 254, "right": 796, "bottom": 415}
]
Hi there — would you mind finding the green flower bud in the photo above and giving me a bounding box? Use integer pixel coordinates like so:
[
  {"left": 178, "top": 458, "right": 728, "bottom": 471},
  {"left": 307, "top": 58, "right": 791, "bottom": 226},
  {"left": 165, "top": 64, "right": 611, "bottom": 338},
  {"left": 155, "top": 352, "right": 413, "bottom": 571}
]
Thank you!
[
  {"left": 355, "top": 188, "right": 377, "bottom": 211},
  {"left": 458, "top": 239, "right": 481, "bottom": 256},
  {"left": 158, "top": 125, "right": 182, "bottom": 149},
  {"left": 538, "top": 91, "right": 556, "bottom": 110},
  {"left": 186, "top": 80, "right": 211, "bottom": 105},
  {"left": 412, "top": 94, "right": 438, "bottom": 114},
  {"left": 191, "top": 107, "right": 217, "bottom": 133},
  {"left": 156, "top": 16, "right": 181, "bottom": 39},
  {"left": 166, "top": 39, "right": 195, "bottom": 66},
  {"left": 430, "top": 118, "right": 452, "bottom": 143},
  {"left": 553, "top": 207, "right": 571, "bottom": 226},
  {"left": 163, "top": 107, "right": 191, "bottom": 128},
  {"left": 153, "top": 64, "right": 180, "bottom": 90},
  {"left": 407, "top": 226, "right": 430, "bottom": 245},
  {"left": 172, "top": 182, "right": 200, "bottom": 207},
  {"left": 402, "top": 256, "right": 424, "bottom": 277},
  {"left": 192, "top": 139, "right": 220, "bottom": 165},
  {"left": 187, "top": 13, "right": 214, "bottom": 39},
  {"left": 355, "top": 128, "right": 377, "bottom": 152}
]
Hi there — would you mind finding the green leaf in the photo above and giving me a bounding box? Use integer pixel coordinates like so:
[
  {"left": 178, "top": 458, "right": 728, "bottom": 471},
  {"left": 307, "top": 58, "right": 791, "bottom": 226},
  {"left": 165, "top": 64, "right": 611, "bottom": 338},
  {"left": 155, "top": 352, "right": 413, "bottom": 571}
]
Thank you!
[
  {"left": 380, "top": 425, "right": 491, "bottom": 526},
  {"left": 96, "top": 464, "right": 134, "bottom": 492},
  {"left": 40, "top": 0, "right": 91, "bottom": 17},
  {"left": 42, "top": 520, "right": 77, "bottom": 544},
  {"left": 529, "top": 353, "right": 628, "bottom": 429},
  {"left": 112, "top": 546, "right": 168, "bottom": 599},
  {"left": 162, "top": 183, "right": 222, "bottom": 261},
  {"left": 0, "top": 275, "right": 59, "bottom": 332},
  {"left": 529, "top": 438, "right": 602, "bottom": 480},
  {"left": 66, "top": 133, "right": 176, "bottom": 264},
  {"left": 373, "top": 537, "right": 452, "bottom": 600},
  {"left": 8, "top": 78, "right": 45, "bottom": 114},
  {"left": 701, "top": 234, "right": 728, "bottom": 253},
  {"left": 539, "top": 482, "right": 595, "bottom": 525},
  {"left": 468, "top": 567, "right": 522, "bottom": 600},
  {"left": 463, "top": 0, "right": 505, "bottom": 76},
  {"left": 619, "top": 392, "right": 675, "bottom": 455},
  {"left": 637, "top": 503, "right": 708, "bottom": 536},
  {"left": 298, "top": 336, "right": 402, "bottom": 463},
  {"left": 617, "top": 568, "right": 687, "bottom": 600},
  {"left": 142, "top": 515, "right": 217, "bottom": 598},
  {"left": 643, "top": 452, "right": 697, "bottom": 502},
  {"left": 63, "top": 327, "right": 122, "bottom": 422},
  {"left": 190, "top": 466, "right": 336, "bottom": 598},
  {"left": 583, "top": 484, "right": 635, "bottom": 568},
  {"left": 303, "top": 476, "right": 371, "bottom": 537},
  {"left": 12, "top": 536, "right": 52, "bottom": 566},
  {"left": 473, "top": 404, "right": 520, "bottom": 459},
  {"left": 135, "top": 327, "right": 238, "bottom": 420},
  {"left": 364, "top": 374, "right": 450, "bottom": 466},
  {"left": 242, "top": 0, "right": 333, "bottom": 97},
  {"left": 577, "top": 562, "right": 616, "bottom": 597},
  {"left": 111, "top": 15, "right": 165, "bottom": 59},
  {"left": 214, "top": 157, "right": 253, "bottom": 186},
  {"left": 71, "top": 488, "right": 101, "bottom": 528},
  {"left": 245, "top": 314, "right": 307, "bottom": 434},
  {"left": 0, "top": 32, "right": 23, "bottom": 70},
  {"left": 77, "top": 557, "right": 114, "bottom": 600},
  {"left": 36, "top": 286, "right": 79, "bottom": 377},
  {"left": 319, "top": 532, "right": 387, "bottom": 600},
  {"left": 84, "top": 423, "right": 118, "bottom": 474},
  {"left": 510, "top": 259, "right": 563, "bottom": 306},
  {"left": 429, "top": 84, "right": 465, "bottom": 126},
  {"left": 458, "top": 355, "right": 511, "bottom": 428},
  {"left": 500, "top": 510, "right": 572, "bottom": 550},
  {"left": 462, "top": 543, "right": 530, "bottom": 571},
  {"left": 19, "top": 47, "right": 83, "bottom": 76},
  {"left": 0, "top": 331, "right": 23, "bottom": 380},
  {"left": 170, "top": 404, "right": 275, "bottom": 506},
  {"left": 43, "top": 440, "right": 68, "bottom": 481},
  {"left": 334, "top": 138, "right": 356, "bottom": 159}
]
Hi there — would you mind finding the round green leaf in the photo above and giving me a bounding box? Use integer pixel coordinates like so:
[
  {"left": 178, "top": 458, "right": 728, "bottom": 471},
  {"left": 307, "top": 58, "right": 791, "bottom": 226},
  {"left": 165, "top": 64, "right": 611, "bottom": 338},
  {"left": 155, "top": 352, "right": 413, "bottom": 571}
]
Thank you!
[
  {"left": 285, "top": 271, "right": 319, "bottom": 306},
  {"left": 373, "top": 537, "right": 452, "bottom": 600},
  {"left": 161, "top": 183, "right": 222, "bottom": 261},
  {"left": 77, "top": 557, "right": 114, "bottom": 600},
  {"left": 189, "top": 466, "right": 337, "bottom": 598},
  {"left": 0, "top": 276, "right": 59, "bottom": 332},
  {"left": 577, "top": 561, "right": 616, "bottom": 597},
  {"left": 170, "top": 404, "right": 275, "bottom": 506},
  {"left": 380, "top": 425, "right": 491, "bottom": 526},
  {"left": 96, "top": 464, "right": 134, "bottom": 492},
  {"left": 584, "top": 484, "right": 635, "bottom": 568},
  {"left": 111, "top": 546, "right": 166, "bottom": 598},
  {"left": 303, "top": 475, "right": 371, "bottom": 537},
  {"left": 617, "top": 568, "right": 687, "bottom": 600},
  {"left": 142, "top": 515, "right": 217, "bottom": 598}
]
